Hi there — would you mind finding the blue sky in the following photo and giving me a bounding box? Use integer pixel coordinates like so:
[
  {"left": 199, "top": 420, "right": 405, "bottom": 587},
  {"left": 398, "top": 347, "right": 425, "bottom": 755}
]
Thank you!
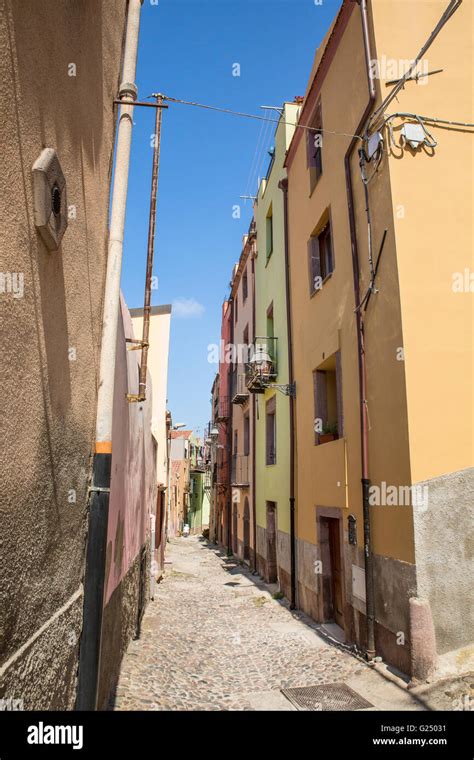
[{"left": 120, "top": 0, "right": 342, "bottom": 438}]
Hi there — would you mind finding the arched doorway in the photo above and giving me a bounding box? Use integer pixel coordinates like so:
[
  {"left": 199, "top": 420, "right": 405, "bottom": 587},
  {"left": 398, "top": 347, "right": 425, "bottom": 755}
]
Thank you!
[{"left": 243, "top": 497, "right": 250, "bottom": 561}]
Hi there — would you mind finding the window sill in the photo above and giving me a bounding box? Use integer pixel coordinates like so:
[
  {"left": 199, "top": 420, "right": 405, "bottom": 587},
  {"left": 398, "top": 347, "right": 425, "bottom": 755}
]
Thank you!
[
  {"left": 314, "top": 435, "right": 342, "bottom": 447},
  {"left": 309, "top": 270, "right": 333, "bottom": 299}
]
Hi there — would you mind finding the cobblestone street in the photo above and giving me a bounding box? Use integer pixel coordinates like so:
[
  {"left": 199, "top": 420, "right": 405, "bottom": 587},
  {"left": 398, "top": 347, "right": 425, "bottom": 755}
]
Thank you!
[{"left": 110, "top": 537, "right": 441, "bottom": 711}]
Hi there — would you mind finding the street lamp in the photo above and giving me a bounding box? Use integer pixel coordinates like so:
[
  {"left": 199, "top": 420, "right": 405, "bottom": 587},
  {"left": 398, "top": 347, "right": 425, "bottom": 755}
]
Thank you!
[{"left": 249, "top": 343, "right": 273, "bottom": 378}]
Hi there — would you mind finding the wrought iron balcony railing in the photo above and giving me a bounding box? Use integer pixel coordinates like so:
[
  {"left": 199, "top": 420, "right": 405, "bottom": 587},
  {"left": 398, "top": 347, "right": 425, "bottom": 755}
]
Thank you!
[
  {"left": 215, "top": 396, "right": 230, "bottom": 421},
  {"left": 231, "top": 369, "right": 249, "bottom": 405}
]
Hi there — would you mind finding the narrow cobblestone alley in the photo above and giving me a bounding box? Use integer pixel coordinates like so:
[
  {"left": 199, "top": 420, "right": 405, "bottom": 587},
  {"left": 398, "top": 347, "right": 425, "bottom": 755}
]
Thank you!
[{"left": 110, "top": 537, "right": 435, "bottom": 711}]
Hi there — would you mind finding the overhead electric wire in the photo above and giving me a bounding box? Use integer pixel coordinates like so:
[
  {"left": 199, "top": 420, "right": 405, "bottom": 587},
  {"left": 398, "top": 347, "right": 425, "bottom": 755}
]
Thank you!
[
  {"left": 155, "top": 94, "right": 362, "bottom": 140},
  {"left": 255, "top": 116, "right": 274, "bottom": 191},
  {"left": 244, "top": 114, "right": 266, "bottom": 203}
]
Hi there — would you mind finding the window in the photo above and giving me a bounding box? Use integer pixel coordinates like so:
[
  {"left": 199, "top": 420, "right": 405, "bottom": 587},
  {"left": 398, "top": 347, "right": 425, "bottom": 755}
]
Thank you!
[
  {"left": 266, "top": 396, "right": 276, "bottom": 464},
  {"left": 308, "top": 220, "right": 334, "bottom": 295},
  {"left": 243, "top": 268, "right": 248, "bottom": 301},
  {"left": 233, "top": 429, "right": 238, "bottom": 454},
  {"left": 313, "top": 351, "right": 343, "bottom": 444},
  {"left": 307, "top": 100, "right": 323, "bottom": 193},
  {"left": 266, "top": 302, "right": 274, "bottom": 340},
  {"left": 266, "top": 205, "right": 273, "bottom": 260},
  {"left": 243, "top": 414, "right": 250, "bottom": 456},
  {"left": 234, "top": 293, "right": 238, "bottom": 324}
]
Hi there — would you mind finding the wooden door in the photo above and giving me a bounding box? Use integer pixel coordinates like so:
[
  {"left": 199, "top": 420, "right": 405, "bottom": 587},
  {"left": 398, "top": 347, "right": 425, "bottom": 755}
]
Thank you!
[
  {"left": 232, "top": 504, "right": 238, "bottom": 555},
  {"left": 266, "top": 502, "right": 277, "bottom": 583},
  {"left": 243, "top": 498, "right": 250, "bottom": 560},
  {"left": 328, "top": 518, "right": 344, "bottom": 627}
]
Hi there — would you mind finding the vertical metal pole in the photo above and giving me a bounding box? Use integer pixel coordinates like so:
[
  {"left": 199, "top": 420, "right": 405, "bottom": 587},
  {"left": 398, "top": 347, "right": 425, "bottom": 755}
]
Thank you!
[{"left": 134, "top": 93, "right": 164, "bottom": 401}]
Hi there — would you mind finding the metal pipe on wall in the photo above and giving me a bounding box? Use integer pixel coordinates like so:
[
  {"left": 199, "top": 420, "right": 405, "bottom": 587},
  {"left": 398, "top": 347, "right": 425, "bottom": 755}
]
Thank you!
[
  {"left": 76, "top": 0, "right": 143, "bottom": 711},
  {"left": 250, "top": 236, "right": 258, "bottom": 573},
  {"left": 278, "top": 176, "right": 297, "bottom": 610},
  {"left": 227, "top": 298, "right": 234, "bottom": 555},
  {"left": 344, "top": 0, "right": 376, "bottom": 661},
  {"left": 346, "top": 0, "right": 462, "bottom": 663}
]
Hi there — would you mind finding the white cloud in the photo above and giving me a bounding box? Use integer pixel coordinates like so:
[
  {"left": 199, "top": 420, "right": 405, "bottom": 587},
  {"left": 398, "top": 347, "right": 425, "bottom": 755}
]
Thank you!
[{"left": 172, "top": 297, "right": 205, "bottom": 319}]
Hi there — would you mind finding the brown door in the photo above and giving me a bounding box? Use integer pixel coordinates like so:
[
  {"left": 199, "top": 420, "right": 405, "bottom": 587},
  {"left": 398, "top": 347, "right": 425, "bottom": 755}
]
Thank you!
[
  {"left": 243, "top": 498, "right": 250, "bottom": 561},
  {"left": 328, "top": 518, "right": 344, "bottom": 627},
  {"left": 266, "top": 502, "right": 277, "bottom": 583},
  {"left": 232, "top": 504, "right": 238, "bottom": 555}
]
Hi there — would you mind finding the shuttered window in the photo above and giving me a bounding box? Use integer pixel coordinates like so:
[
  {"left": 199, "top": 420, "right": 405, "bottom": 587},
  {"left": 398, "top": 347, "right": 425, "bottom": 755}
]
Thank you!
[
  {"left": 313, "top": 351, "right": 343, "bottom": 444},
  {"left": 308, "top": 219, "right": 334, "bottom": 295},
  {"left": 266, "top": 395, "right": 276, "bottom": 465},
  {"left": 306, "top": 100, "right": 323, "bottom": 192}
]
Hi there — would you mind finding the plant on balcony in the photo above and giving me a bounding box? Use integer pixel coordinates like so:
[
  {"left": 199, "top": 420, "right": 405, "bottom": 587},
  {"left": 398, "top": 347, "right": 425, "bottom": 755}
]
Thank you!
[{"left": 319, "top": 421, "right": 338, "bottom": 444}]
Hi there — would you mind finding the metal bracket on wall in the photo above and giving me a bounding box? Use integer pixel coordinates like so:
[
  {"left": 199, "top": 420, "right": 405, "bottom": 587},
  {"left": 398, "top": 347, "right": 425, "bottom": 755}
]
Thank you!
[
  {"left": 267, "top": 382, "right": 296, "bottom": 398},
  {"left": 126, "top": 393, "right": 145, "bottom": 403},
  {"left": 125, "top": 338, "right": 149, "bottom": 351}
]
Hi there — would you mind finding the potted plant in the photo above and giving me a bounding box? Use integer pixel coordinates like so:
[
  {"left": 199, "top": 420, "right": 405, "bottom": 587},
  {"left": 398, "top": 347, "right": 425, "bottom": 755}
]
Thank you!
[{"left": 319, "top": 422, "right": 338, "bottom": 444}]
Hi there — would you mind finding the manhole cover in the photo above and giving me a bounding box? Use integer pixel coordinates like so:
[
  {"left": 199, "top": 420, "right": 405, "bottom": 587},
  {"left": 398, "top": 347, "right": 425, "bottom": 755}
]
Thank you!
[{"left": 281, "top": 683, "right": 373, "bottom": 711}]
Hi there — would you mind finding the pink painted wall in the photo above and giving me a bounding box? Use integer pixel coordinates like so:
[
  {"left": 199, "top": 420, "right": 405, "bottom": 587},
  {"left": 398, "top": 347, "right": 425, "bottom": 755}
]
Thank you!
[
  {"left": 104, "top": 294, "right": 157, "bottom": 605},
  {"left": 219, "top": 299, "right": 232, "bottom": 403}
]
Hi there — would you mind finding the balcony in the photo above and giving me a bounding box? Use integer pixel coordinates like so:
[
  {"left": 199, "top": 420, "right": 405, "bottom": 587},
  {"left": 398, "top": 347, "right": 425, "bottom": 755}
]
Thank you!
[
  {"left": 231, "top": 370, "right": 249, "bottom": 405},
  {"left": 231, "top": 454, "right": 249, "bottom": 486},
  {"left": 216, "top": 458, "right": 230, "bottom": 485},
  {"left": 215, "top": 396, "right": 230, "bottom": 421},
  {"left": 246, "top": 336, "right": 278, "bottom": 394}
]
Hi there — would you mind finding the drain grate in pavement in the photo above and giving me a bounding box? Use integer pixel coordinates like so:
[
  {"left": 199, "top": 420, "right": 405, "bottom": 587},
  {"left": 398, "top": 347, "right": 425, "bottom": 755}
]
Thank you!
[{"left": 281, "top": 683, "right": 373, "bottom": 711}]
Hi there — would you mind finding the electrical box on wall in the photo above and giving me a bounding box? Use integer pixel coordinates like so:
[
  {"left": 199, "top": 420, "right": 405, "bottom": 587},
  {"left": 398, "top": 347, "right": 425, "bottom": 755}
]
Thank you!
[
  {"left": 352, "top": 564, "right": 366, "bottom": 602},
  {"left": 32, "top": 148, "right": 68, "bottom": 251}
]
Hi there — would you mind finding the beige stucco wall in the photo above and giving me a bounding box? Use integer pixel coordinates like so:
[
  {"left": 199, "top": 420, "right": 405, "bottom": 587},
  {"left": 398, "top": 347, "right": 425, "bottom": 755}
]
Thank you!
[
  {"left": 131, "top": 305, "right": 172, "bottom": 487},
  {"left": 0, "top": 0, "right": 126, "bottom": 708}
]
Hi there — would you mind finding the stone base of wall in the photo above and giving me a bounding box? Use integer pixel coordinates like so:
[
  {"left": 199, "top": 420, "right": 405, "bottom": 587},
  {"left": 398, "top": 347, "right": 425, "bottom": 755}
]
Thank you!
[
  {"left": 97, "top": 547, "right": 147, "bottom": 710},
  {"left": 412, "top": 467, "right": 474, "bottom": 659},
  {"left": 256, "top": 525, "right": 291, "bottom": 590},
  {"left": 296, "top": 536, "right": 416, "bottom": 676},
  {"left": 0, "top": 589, "right": 83, "bottom": 710}
]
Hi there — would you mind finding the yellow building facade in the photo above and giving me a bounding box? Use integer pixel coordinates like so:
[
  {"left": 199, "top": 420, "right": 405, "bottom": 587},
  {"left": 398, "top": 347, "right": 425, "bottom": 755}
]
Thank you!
[{"left": 286, "top": 0, "right": 473, "bottom": 678}]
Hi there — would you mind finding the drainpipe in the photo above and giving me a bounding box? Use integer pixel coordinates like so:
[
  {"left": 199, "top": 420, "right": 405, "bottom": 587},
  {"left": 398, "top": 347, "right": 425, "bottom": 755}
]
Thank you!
[
  {"left": 250, "top": 235, "right": 258, "bottom": 573},
  {"left": 76, "top": 0, "right": 143, "bottom": 711},
  {"left": 278, "top": 177, "right": 296, "bottom": 610},
  {"left": 227, "top": 298, "right": 234, "bottom": 556},
  {"left": 344, "top": 0, "right": 376, "bottom": 661}
]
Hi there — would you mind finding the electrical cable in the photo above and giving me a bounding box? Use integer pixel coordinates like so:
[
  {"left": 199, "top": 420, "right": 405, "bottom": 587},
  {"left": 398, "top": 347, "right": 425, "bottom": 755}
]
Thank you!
[
  {"left": 368, "top": 0, "right": 462, "bottom": 128},
  {"left": 154, "top": 94, "right": 362, "bottom": 140},
  {"left": 244, "top": 114, "right": 266, "bottom": 203}
]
